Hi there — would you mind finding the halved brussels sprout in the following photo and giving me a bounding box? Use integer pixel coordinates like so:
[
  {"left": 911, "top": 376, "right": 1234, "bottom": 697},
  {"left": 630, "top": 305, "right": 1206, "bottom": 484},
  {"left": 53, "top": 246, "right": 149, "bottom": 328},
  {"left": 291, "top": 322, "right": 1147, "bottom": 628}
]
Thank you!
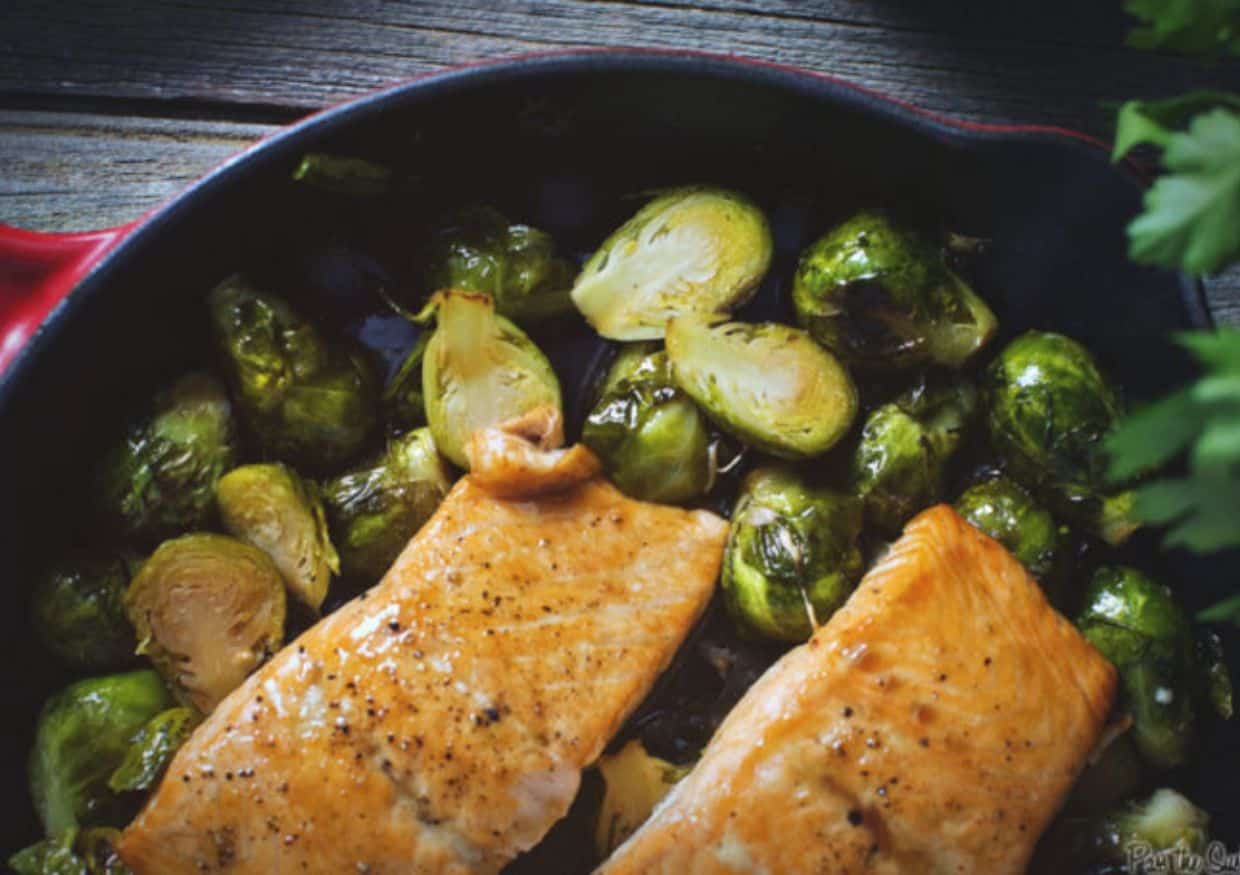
[
  {"left": 572, "top": 187, "right": 773, "bottom": 340},
  {"left": 107, "top": 706, "right": 196, "bottom": 793},
  {"left": 1076, "top": 566, "right": 1198, "bottom": 769},
  {"left": 31, "top": 554, "right": 138, "bottom": 672},
  {"left": 124, "top": 534, "right": 286, "bottom": 713},
  {"left": 666, "top": 315, "right": 857, "bottom": 459},
  {"left": 209, "top": 274, "right": 378, "bottom": 471},
  {"left": 723, "top": 467, "right": 864, "bottom": 642},
  {"left": 217, "top": 463, "right": 339, "bottom": 611},
  {"left": 29, "top": 670, "right": 173, "bottom": 835},
  {"left": 96, "top": 372, "right": 236, "bottom": 543},
  {"left": 954, "top": 474, "right": 1068, "bottom": 587},
  {"left": 424, "top": 205, "right": 577, "bottom": 324},
  {"left": 583, "top": 348, "right": 716, "bottom": 504},
  {"left": 851, "top": 375, "right": 977, "bottom": 534},
  {"left": 792, "top": 211, "right": 997, "bottom": 371},
  {"left": 321, "top": 427, "right": 453, "bottom": 581},
  {"left": 985, "top": 331, "right": 1138, "bottom": 545},
  {"left": 594, "top": 740, "right": 691, "bottom": 860},
  {"left": 422, "top": 290, "right": 562, "bottom": 468}
]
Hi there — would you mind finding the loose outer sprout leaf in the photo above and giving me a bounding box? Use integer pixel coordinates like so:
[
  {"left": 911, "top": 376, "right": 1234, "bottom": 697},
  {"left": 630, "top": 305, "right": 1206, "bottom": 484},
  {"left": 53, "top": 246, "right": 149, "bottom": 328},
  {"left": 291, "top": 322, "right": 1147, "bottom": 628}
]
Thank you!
[
  {"left": 1128, "top": 108, "right": 1240, "bottom": 274},
  {"left": 292, "top": 153, "right": 393, "bottom": 196}
]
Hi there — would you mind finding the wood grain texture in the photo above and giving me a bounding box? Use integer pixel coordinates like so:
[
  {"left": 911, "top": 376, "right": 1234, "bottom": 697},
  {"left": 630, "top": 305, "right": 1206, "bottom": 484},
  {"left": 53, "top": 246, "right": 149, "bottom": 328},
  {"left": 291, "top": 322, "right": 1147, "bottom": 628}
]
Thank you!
[
  {"left": 4, "top": 0, "right": 1239, "bottom": 135},
  {"left": 3, "top": 1, "right": 1240, "bottom": 321},
  {"left": 0, "top": 111, "right": 275, "bottom": 229}
]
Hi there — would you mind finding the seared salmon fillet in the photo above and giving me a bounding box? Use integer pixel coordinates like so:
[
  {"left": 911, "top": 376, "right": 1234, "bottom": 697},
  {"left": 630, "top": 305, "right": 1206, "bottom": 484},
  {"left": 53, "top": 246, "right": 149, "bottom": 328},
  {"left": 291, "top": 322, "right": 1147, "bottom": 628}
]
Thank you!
[
  {"left": 117, "top": 434, "right": 727, "bottom": 874},
  {"left": 599, "top": 505, "right": 1117, "bottom": 875}
]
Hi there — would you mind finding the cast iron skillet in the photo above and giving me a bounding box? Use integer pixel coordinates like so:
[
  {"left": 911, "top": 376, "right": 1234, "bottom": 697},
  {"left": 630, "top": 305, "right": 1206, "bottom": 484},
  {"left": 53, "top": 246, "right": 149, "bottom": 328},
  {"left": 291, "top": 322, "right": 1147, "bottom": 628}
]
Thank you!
[{"left": 0, "top": 50, "right": 1235, "bottom": 862}]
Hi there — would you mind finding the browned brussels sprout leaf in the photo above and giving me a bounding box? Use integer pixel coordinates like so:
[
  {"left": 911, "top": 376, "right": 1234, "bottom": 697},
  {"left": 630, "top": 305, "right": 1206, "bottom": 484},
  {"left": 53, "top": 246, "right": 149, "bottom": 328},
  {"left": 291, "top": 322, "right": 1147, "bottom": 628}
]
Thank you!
[{"left": 107, "top": 706, "right": 197, "bottom": 793}]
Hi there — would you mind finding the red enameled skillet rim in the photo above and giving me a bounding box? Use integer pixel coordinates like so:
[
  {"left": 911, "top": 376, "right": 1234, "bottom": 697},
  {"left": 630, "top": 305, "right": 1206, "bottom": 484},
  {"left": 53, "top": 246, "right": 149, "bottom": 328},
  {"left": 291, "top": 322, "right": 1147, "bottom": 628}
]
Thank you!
[{"left": 0, "top": 47, "right": 1212, "bottom": 401}]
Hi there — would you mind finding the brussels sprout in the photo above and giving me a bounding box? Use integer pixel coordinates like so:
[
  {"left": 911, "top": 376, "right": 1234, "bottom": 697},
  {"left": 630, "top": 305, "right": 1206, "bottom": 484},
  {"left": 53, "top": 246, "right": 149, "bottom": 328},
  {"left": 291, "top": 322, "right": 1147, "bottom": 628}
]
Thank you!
[
  {"left": 209, "top": 274, "right": 378, "bottom": 470},
  {"left": 851, "top": 376, "right": 977, "bottom": 535},
  {"left": 217, "top": 463, "right": 339, "bottom": 611},
  {"left": 424, "top": 206, "right": 576, "bottom": 324},
  {"left": 422, "top": 290, "right": 562, "bottom": 468},
  {"left": 1077, "top": 566, "right": 1198, "bottom": 769},
  {"left": 583, "top": 348, "right": 716, "bottom": 504},
  {"left": 594, "top": 740, "right": 691, "bottom": 859},
  {"left": 9, "top": 829, "right": 130, "bottom": 875},
  {"left": 31, "top": 555, "right": 137, "bottom": 671},
  {"left": 1088, "top": 788, "right": 1210, "bottom": 867},
  {"left": 124, "top": 533, "right": 286, "bottom": 713},
  {"left": 722, "top": 467, "right": 864, "bottom": 642},
  {"left": 572, "top": 187, "right": 773, "bottom": 340},
  {"left": 321, "top": 427, "right": 453, "bottom": 581},
  {"left": 107, "top": 706, "right": 197, "bottom": 793},
  {"left": 953, "top": 475, "right": 1068, "bottom": 586},
  {"left": 791, "top": 210, "right": 997, "bottom": 370},
  {"left": 985, "top": 331, "right": 1138, "bottom": 545},
  {"left": 96, "top": 372, "right": 236, "bottom": 543},
  {"left": 382, "top": 332, "right": 429, "bottom": 433},
  {"left": 666, "top": 315, "right": 857, "bottom": 459},
  {"left": 595, "top": 342, "right": 663, "bottom": 401},
  {"left": 29, "top": 670, "right": 173, "bottom": 835}
]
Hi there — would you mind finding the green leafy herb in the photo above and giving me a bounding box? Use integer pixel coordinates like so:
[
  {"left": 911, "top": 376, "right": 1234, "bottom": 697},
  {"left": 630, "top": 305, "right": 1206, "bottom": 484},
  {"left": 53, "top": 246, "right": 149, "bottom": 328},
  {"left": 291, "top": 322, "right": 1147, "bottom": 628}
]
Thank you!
[
  {"left": 1107, "top": 330, "right": 1240, "bottom": 559},
  {"left": 1114, "top": 92, "right": 1240, "bottom": 159},
  {"left": 1127, "top": 108, "right": 1240, "bottom": 274},
  {"left": 1199, "top": 593, "right": 1240, "bottom": 625},
  {"left": 1124, "top": 0, "right": 1240, "bottom": 57}
]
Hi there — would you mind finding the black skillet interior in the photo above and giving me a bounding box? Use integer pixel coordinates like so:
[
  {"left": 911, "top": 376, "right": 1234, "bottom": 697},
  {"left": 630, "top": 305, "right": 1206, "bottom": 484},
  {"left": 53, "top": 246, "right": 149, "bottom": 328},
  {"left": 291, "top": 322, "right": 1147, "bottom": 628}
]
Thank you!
[{"left": 0, "top": 53, "right": 1234, "bottom": 861}]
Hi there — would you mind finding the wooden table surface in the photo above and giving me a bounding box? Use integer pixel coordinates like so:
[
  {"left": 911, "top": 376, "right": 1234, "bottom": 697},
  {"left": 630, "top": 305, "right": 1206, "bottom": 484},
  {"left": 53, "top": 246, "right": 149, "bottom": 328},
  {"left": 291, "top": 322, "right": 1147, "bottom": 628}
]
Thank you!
[{"left": 5, "top": 0, "right": 1240, "bottom": 321}]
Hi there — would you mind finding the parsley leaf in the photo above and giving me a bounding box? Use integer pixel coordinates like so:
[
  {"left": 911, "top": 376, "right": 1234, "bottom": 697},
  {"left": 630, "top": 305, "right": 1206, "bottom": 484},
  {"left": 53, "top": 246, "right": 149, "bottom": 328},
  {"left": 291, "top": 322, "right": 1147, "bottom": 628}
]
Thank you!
[
  {"left": 1199, "top": 593, "right": 1240, "bottom": 626},
  {"left": 1125, "top": 0, "right": 1240, "bottom": 57},
  {"left": 1127, "top": 108, "right": 1240, "bottom": 274},
  {"left": 1114, "top": 92, "right": 1240, "bottom": 159},
  {"left": 1108, "top": 329, "right": 1240, "bottom": 556}
]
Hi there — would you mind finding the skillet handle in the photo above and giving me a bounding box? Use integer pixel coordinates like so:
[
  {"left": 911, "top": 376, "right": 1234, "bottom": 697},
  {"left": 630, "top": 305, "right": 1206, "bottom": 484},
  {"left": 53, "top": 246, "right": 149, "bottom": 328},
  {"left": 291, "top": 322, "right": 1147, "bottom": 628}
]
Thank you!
[{"left": 0, "top": 223, "right": 134, "bottom": 374}]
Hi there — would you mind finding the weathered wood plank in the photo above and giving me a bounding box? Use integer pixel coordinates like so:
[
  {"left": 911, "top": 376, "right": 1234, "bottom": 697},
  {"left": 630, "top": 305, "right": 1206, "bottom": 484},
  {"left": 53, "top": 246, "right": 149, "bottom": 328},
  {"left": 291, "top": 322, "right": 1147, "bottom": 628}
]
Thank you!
[
  {"left": 0, "top": 111, "right": 276, "bottom": 230},
  {"left": 4, "top": 0, "right": 1238, "bottom": 138},
  {"left": 3, "top": 109, "right": 1237, "bottom": 324}
]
